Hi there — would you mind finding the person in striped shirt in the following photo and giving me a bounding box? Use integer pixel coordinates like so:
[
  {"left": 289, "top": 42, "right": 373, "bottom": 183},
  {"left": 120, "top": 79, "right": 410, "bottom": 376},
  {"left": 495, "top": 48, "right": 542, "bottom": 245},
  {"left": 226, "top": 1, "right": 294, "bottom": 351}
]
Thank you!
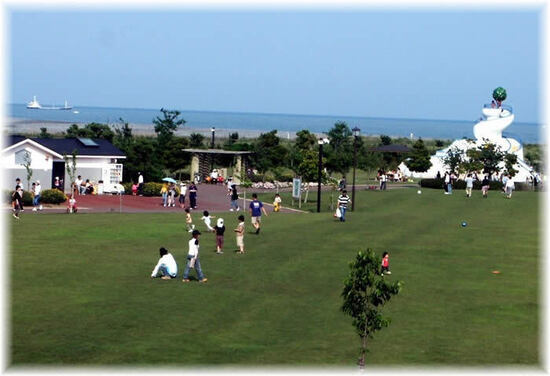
[{"left": 337, "top": 190, "right": 351, "bottom": 222}]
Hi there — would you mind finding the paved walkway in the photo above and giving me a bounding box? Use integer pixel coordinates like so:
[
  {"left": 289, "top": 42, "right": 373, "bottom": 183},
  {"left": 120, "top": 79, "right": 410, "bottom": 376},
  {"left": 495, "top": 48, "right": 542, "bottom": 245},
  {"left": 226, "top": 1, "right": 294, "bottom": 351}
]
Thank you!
[{"left": 12, "top": 184, "right": 306, "bottom": 214}]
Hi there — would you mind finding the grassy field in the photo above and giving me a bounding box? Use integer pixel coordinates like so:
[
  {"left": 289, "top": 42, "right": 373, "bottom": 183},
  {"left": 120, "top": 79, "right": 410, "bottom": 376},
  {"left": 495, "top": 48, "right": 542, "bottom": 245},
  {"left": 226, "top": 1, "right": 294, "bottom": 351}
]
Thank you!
[{"left": 9, "top": 187, "right": 540, "bottom": 367}]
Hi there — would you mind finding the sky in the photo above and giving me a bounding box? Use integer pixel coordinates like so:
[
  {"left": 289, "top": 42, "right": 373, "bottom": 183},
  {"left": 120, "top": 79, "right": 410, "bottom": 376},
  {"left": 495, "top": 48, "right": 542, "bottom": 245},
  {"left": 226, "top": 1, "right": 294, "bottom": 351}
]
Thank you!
[{"left": 7, "top": 7, "right": 543, "bottom": 123}]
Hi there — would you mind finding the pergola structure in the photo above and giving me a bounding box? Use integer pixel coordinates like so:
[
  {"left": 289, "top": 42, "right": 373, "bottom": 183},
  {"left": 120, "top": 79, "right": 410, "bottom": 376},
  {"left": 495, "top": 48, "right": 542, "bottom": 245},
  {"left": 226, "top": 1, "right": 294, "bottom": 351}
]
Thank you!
[{"left": 182, "top": 149, "right": 253, "bottom": 184}]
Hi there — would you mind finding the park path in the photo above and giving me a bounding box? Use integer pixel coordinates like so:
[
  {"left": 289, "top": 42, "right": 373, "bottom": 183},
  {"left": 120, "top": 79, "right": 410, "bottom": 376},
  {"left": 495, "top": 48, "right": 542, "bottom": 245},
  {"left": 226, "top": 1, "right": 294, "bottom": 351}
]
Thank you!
[{"left": 17, "top": 184, "right": 306, "bottom": 214}]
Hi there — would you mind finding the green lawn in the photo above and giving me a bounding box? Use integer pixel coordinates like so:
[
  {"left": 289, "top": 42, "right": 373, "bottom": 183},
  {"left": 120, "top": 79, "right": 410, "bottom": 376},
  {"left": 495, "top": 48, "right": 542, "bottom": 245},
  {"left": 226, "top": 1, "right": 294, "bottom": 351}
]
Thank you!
[{"left": 9, "top": 188, "right": 540, "bottom": 366}]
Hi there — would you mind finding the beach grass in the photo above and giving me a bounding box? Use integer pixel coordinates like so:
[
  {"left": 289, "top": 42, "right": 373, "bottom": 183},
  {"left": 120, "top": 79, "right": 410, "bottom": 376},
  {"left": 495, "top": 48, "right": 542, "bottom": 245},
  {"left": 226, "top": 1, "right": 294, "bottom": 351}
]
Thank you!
[{"left": 9, "top": 187, "right": 539, "bottom": 366}]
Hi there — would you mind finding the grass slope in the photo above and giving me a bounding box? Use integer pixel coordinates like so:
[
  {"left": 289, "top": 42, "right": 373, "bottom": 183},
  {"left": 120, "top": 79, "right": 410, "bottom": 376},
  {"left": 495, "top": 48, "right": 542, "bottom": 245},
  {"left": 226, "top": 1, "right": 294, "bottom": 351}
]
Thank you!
[{"left": 9, "top": 188, "right": 539, "bottom": 366}]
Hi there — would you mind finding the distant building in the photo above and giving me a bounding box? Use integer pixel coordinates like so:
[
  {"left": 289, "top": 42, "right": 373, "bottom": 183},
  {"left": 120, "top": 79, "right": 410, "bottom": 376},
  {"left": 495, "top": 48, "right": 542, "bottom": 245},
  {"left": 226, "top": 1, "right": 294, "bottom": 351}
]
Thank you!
[{"left": 2, "top": 136, "right": 126, "bottom": 191}]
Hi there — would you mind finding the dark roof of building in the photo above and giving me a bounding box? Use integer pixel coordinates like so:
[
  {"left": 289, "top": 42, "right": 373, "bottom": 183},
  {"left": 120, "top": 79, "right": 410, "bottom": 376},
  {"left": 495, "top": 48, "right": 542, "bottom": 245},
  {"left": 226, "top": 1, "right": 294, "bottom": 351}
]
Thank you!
[
  {"left": 369, "top": 144, "right": 411, "bottom": 153},
  {"left": 4, "top": 136, "right": 125, "bottom": 157}
]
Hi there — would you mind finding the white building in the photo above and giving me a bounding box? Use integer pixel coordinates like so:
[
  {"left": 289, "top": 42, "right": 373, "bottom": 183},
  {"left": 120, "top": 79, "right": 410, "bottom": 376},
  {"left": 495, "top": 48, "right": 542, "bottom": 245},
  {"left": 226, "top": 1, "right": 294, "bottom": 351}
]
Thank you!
[
  {"left": 2, "top": 136, "right": 126, "bottom": 192},
  {"left": 399, "top": 103, "right": 535, "bottom": 182}
]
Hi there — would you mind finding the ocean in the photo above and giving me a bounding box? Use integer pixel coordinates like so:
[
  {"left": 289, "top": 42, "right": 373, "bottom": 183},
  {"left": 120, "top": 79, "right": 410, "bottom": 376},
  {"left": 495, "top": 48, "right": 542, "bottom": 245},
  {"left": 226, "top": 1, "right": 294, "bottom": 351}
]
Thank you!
[{"left": 7, "top": 103, "right": 543, "bottom": 144}]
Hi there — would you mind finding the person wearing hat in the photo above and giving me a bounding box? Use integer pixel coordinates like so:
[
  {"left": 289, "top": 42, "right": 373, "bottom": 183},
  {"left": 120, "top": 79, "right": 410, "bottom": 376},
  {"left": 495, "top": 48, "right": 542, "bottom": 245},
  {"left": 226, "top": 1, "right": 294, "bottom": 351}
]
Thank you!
[
  {"left": 32, "top": 180, "right": 42, "bottom": 211},
  {"left": 214, "top": 218, "right": 225, "bottom": 254},
  {"left": 182, "top": 230, "right": 208, "bottom": 283},
  {"left": 54, "top": 176, "right": 62, "bottom": 191}
]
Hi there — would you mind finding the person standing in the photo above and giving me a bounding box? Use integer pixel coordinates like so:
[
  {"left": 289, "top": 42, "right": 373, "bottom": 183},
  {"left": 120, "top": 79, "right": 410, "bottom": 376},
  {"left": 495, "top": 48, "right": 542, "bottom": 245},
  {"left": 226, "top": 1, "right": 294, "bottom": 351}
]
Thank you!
[
  {"left": 33, "top": 180, "right": 42, "bottom": 211},
  {"left": 185, "top": 208, "right": 195, "bottom": 232},
  {"left": 444, "top": 172, "right": 452, "bottom": 194},
  {"left": 380, "top": 252, "right": 391, "bottom": 275},
  {"left": 168, "top": 183, "right": 176, "bottom": 207},
  {"left": 229, "top": 184, "right": 239, "bottom": 211},
  {"left": 15, "top": 178, "right": 24, "bottom": 211},
  {"left": 337, "top": 190, "right": 351, "bottom": 222},
  {"left": 151, "top": 247, "right": 178, "bottom": 280},
  {"left": 481, "top": 174, "right": 490, "bottom": 198},
  {"left": 380, "top": 171, "right": 387, "bottom": 191},
  {"left": 249, "top": 193, "right": 268, "bottom": 234},
  {"left": 214, "top": 218, "right": 225, "bottom": 254},
  {"left": 273, "top": 193, "right": 282, "bottom": 212},
  {"left": 179, "top": 181, "right": 187, "bottom": 208},
  {"left": 161, "top": 183, "right": 168, "bottom": 207},
  {"left": 505, "top": 177, "right": 515, "bottom": 199},
  {"left": 189, "top": 182, "right": 198, "bottom": 209},
  {"left": 54, "top": 176, "right": 62, "bottom": 191},
  {"left": 182, "top": 230, "right": 207, "bottom": 283},
  {"left": 465, "top": 173, "right": 474, "bottom": 198},
  {"left": 12, "top": 187, "right": 22, "bottom": 219},
  {"left": 138, "top": 172, "right": 144, "bottom": 196},
  {"left": 235, "top": 214, "right": 245, "bottom": 254}
]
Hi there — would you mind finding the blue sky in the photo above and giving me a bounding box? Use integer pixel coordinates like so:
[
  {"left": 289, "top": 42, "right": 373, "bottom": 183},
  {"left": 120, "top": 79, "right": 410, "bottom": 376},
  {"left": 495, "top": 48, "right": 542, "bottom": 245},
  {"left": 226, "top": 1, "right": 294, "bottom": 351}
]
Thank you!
[{"left": 8, "top": 8, "right": 542, "bottom": 123}]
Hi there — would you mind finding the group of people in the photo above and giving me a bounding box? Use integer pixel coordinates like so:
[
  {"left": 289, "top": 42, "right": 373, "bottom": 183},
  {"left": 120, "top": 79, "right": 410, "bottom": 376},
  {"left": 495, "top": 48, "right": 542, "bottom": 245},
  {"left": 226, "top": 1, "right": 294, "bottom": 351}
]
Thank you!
[
  {"left": 438, "top": 171, "right": 517, "bottom": 199},
  {"left": 73, "top": 175, "right": 95, "bottom": 195},
  {"left": 11, "top": 178, "right": 44, "bottom": 219},
  {"left": 151, "top": 193, "right": 273, "bottom": 282}
]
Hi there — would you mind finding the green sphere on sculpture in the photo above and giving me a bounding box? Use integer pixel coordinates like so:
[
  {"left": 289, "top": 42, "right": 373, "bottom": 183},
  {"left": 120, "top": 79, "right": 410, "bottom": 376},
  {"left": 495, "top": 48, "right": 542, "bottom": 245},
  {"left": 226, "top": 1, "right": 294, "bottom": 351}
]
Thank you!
[{"left": 492, "top": 87, "right": 507, "bottom": 102}]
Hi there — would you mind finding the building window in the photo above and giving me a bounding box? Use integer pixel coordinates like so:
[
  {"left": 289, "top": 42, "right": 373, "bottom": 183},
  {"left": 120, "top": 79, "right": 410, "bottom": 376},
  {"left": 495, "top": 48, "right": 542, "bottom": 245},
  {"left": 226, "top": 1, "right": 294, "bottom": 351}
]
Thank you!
[{"left": 15, "top": 149, "right": 31, "bottom": 166}]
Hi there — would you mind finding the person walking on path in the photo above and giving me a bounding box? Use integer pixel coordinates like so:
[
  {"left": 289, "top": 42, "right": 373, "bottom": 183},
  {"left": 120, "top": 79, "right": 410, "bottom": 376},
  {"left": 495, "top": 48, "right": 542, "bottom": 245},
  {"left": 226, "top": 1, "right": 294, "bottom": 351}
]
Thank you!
[
  {"left": 214, "top": 218, "right": 225, "bottom": 254},
  {"left": 249, "top": 193, "right": 268, "bottom": 234},
  {"left": 189, "top": 182, "right": 198, "bottom": 209},
  {"left": 337, "top": 190, "right": 351, "bottom": 222},
  {"left": 182, "top": 230, "right": 208, "bottom": 283},
  {"left": 151, "top": 247, "right": 178, "bottom": 280},
  {"left": 229, "top": 184, "right": 240, "bottom": 211},
  {"left": 465, "top": 173, "right": 474, "bottom": 198},
  {"left": 235, "top": 214, "right": 245, "bottom": 254},
  {"left": 161, "top": 183, "right": 168, "bottom": 207},
  {"left": 481, "top": 175, "right": 490, "bottom": 198},
  {"left": 138, "top": 172, "right": 144, "bottom": 196},
  {"left": 179, "top": 181, "right": 187, "bottom": 208}
]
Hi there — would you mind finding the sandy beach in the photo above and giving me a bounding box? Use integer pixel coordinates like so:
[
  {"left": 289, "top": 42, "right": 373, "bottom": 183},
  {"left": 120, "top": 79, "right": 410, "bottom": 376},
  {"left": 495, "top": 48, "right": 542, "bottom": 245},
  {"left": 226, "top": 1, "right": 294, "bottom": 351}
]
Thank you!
[{"left": 4, "top": 117, "right": 303, "bottom": 140}]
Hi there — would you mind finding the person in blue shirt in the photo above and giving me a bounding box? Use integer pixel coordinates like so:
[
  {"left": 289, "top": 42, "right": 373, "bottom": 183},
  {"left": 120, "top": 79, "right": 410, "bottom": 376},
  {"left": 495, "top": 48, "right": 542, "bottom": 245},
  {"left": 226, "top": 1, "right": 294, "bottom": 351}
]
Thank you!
[{"left": 249, "top": 193, "right": 268, "bottom": 234}]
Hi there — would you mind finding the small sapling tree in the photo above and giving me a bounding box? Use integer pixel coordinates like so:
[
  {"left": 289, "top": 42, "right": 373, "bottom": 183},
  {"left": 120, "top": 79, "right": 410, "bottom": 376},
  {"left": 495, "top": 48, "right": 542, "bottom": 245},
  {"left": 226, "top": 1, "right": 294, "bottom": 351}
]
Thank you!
[
  {"left": 22, "top": 152, "right": 33, "bottom": 190},
  {"left": 342, "top": 249, "right": 402, "bottom": 369},
  {"left": 63, "top": 149, "right": 78, "bottom": 194}
]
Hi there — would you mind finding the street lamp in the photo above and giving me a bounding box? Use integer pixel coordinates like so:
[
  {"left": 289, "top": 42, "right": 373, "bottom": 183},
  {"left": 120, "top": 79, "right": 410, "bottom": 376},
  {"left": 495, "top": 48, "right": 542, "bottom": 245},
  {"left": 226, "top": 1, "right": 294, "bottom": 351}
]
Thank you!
[
  {"left": 210, "top": 127, "right": 216, "bottom": 171},
  {"left": 351, "top": 126, "right": 360, "bottom": 211},
  {"left": 317, "top": 137, "right": 330, "bottom": 213}
]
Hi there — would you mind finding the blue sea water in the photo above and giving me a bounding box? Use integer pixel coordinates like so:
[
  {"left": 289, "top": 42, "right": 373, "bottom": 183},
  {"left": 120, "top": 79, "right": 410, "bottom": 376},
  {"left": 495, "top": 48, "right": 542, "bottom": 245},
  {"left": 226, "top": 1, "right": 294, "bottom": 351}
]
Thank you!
[{"left": 7, "top": 103, "right": 543, "bottom": 144}]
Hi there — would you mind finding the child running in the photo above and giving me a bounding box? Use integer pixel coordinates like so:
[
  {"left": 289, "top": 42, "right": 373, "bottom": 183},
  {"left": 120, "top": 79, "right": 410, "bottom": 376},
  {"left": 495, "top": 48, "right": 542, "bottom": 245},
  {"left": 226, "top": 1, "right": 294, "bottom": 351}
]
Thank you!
[
  {"left": 185, "top": 208, "right": 195, "bottom": 233},
  {"left": 214, "top": 218, "right": 225, "bottom": 254},
  {"left": 201, "top": 210, "right": 216, "bottom": 232},
  {"left": 235, "top": 214, "right": 245, "bottom": 254},
  {"left": 381, "top": 251, "right": 391, "bottom": 275}
]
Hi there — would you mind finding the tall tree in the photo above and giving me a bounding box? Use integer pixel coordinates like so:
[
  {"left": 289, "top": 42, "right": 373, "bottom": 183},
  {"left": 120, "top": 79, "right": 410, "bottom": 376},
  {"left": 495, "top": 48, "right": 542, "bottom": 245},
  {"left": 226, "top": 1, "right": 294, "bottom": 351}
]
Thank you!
[
  {"left": 113, "top": 118, "right": 134, "bottom": 152},
  {"left": 404, "top": 138, "right": 432, "bottom": 172},
  {"left": 252, "top": 130, "right": 288, "bottom": 173},
  {"left": 189, "top": 133, "right": 206, "bottom": 148},
  {"left": 39, "top": 127, "right": 52, "bottom": 138},
  {"left": 342, "top": 249, "right": 402, "bottom": 369},
  {"left": 443, "top": 147, "right": 464, "bottom": 173},
  {"left": 325, "top": 121, "right": 353, "bottom": 175},
  {"left": 153, "top": 108, "right": 186, "bottom": 150},
  {"left": 504, "top": 153, "right": 519, "bottom": 177}
]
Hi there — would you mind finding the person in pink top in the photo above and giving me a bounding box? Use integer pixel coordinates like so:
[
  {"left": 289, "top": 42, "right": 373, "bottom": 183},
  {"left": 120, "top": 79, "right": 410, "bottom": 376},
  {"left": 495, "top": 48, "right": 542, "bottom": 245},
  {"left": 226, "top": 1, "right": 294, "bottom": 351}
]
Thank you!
[{"left": 381, "top": 252, "right": 391, "bottom": 275}]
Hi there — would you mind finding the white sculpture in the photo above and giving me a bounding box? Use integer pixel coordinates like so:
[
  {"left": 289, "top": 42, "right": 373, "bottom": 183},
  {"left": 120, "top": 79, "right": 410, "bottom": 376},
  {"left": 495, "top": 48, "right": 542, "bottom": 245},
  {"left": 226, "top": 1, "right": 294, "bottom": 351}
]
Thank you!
[{"left": 399, "top": 95, "right": 535, "bottom": 182}]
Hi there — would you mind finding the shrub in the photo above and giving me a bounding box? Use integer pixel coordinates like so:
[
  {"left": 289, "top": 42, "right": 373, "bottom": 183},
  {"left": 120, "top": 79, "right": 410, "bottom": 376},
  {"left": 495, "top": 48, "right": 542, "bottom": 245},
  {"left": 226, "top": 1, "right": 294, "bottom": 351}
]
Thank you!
[
  {"left": 273, "top": 168, "right": 294, "bottom": 182},
  {"left": 514, "top": 182, "right": 531, "bottom": 191},
  {"left": 249, "top": 174, "right": 265, "bottom": 183},
  {"left": 41, "top": 189, "right": 67, "bottom": 204},
  {"left": 122, "top": 182, "right": 133, "bottom": 195},
  {"left": 142, "top": 182, "right": 164, "bottom": 196},
  {"left": 4, "top": 190, "right": 41, "bottom": 206}
]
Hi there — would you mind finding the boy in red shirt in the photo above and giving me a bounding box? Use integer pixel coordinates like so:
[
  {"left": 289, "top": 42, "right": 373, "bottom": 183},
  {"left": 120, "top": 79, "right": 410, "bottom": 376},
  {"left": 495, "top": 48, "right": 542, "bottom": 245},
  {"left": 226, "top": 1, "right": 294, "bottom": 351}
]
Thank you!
[{"left": 381, "top": 252, "right": 391, "bottom": 275}]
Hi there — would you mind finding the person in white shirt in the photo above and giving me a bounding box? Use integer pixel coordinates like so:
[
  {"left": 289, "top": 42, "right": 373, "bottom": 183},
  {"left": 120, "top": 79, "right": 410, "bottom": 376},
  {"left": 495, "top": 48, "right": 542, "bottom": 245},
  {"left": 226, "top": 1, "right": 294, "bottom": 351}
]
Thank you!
[
  {"left": 201, "top": 210, "right": 216, "bottom": 232},
  {"left": 465, "top": 173, "right": 474, "bottom": 198},
  {"left": 151, "top": 247, "right": 178, "bottom": 280},
  {"left": 138, "top": 172, "right": 144, "bottom": 196},
  {"left": 502, "top": 174, "right": 509, "bottom": 193},
  {"left": 33, "top": 180, "right": 43, "bottom": 211},
  {"left": 505, "top": 177, "right": 515, "bottom": 199},
  {"left": 182, "top": 230, "right": 207, "bottom": 283},
  {"left": 75, "top": 175, "right": 83, "bottom": 195},
  {"left": 179, "top": 182, "right": 187, "bottom": 208}
]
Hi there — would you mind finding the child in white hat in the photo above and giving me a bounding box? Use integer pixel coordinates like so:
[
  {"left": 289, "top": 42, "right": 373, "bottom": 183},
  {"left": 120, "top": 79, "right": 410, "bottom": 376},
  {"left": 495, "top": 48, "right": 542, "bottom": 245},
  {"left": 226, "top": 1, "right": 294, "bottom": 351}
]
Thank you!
[{"left": 214, "top": 218, "right": 225, "bottom": 254}]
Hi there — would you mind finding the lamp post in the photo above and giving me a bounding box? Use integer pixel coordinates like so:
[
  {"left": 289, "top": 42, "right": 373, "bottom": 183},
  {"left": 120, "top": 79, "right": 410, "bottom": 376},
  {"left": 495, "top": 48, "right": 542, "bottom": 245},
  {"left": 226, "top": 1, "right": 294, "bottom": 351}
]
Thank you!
[
  {"left": 210, "top": 127, "right": 216, "bottom": 171},
  {"left": 317, "top": 137, "right": 330, "bottom": 213},
  {"left": 351, "top": 127, "right": 360, "bottom": 211}
]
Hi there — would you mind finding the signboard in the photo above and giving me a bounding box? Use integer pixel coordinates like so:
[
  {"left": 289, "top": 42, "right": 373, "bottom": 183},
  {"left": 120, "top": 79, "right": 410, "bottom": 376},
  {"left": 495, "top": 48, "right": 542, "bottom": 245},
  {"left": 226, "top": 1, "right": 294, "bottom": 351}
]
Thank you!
[{"left": 292, "top": 178, "right": 301, "bottom": 199}]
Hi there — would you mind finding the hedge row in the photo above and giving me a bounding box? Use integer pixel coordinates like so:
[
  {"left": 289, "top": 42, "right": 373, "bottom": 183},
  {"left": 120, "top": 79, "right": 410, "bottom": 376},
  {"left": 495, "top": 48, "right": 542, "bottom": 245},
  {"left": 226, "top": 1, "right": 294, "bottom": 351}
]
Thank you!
[
  {"left": 4, "top": 189, "right": 67, "bottom": 205},
  {"left": 419, "top": 178, "right": 504, "bottom": 191}
]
